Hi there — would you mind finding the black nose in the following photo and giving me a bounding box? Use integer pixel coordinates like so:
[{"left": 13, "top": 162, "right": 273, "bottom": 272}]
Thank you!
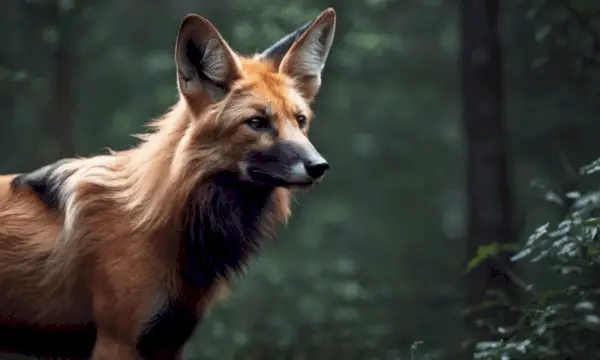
[{"left": 304, "top": 161, "right": 330, "bottom": 179}]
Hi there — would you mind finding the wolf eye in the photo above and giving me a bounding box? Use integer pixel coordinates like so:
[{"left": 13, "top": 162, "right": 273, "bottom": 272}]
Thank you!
[
  {"left": 296, "top": 114, "right": 308, "bottom": 128},
  {"left": 245, "top": 117, "right": 271, "bottom": 131}
]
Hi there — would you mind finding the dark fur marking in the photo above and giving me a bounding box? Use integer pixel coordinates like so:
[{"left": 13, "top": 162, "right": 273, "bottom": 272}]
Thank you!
[
  {"left": 0, "top": 320, "right": 95, "bottom": 359},
  {"left": 181, "top": 178, "right": 275, "bottom": 288},
  {"left": 138, "top": 179, "right": 275, "bottom": 356},
  {"left": 137, "top": 297, "right": 199, "bottom": 359},
  {"left": 10, "top": 158, "right": 74, "bottom": 210}
]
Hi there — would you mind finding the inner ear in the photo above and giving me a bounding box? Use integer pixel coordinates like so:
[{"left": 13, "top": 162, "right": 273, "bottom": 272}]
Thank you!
[
  {"left": 175, "top": 15, "right": 241, "bottom": 102},
  {"left": 257, "top": 9, "right": 336, "bottom": 102},
  {"left": 278, "top": 11, "right": 335, "bottom": 101},
  {"left": 255, "top": 20, "right": 313, "bottom": 68}
]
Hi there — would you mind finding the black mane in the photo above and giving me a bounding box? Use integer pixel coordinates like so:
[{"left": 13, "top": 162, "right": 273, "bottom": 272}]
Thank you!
[
  {"left": 137, "top": 177, "right": 277, "bottom": 357},
  {"left": 180, "top": 177, "right": 276, "bottom": 288}
]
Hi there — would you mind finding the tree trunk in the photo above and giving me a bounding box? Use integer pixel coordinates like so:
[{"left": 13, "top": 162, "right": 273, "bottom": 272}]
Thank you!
[
  {"left": 461, "top": 0, "right": 516, "bottom": 348},
  {"left": 47, "top": 0, "right": 77, "bottom": 161}
]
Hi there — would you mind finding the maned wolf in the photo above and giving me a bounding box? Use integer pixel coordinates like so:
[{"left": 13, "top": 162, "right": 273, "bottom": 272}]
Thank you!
[{"left": 0, "top": 8, "right": 336, "bottom": 360}]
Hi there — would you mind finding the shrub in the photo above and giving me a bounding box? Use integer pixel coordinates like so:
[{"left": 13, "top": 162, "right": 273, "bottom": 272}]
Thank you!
[{"left": 472, "top": 157, "right": 600, "bottom": 359}]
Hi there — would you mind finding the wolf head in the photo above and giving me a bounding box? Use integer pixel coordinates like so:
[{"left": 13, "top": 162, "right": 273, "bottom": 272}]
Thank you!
[{"left": 173, "top": 9, "right": 336, "bottom": 189}]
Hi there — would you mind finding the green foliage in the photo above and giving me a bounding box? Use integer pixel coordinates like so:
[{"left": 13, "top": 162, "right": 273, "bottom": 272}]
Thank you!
[
  {"left": 523, "top": 0, "right": 600, "bottom": 73},
  {"left": 467, "top": 243, "right": 520, "bottom": 272},
  {"left": 471, "top": 157, "right": 600, "bottom": 359}
]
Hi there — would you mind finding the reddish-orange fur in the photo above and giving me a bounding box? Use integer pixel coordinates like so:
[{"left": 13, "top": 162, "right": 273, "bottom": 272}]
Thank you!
[{"left": 0, "top": 8, "right": 336, "bottom": 360}]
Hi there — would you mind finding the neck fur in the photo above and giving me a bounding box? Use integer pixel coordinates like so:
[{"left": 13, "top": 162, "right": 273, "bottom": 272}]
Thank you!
[
  {"left": 110, "top": 99, "right": 291, "bottom": 284},
  {"left": 119, "top": 100, "right": 220, "bottom": 230}
]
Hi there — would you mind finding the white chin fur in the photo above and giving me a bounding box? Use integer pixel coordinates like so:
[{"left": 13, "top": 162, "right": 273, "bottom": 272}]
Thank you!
[
  {"left": 237, "top": 161, "right": 251, "bottom": 181},
  {"left": 287, "top": 162, "right": 312, "bottom": 183},
  {"left": 237, "top": 161, "right": 315, "bottom": 185}
]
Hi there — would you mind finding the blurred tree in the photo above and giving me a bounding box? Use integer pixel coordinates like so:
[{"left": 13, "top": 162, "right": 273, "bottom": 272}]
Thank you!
[
  {"left": 36, "top": 0, "right": 81, "bottom": 160},
  {"left": 461, "top": 0, "right": 517, "bottom": 349}
]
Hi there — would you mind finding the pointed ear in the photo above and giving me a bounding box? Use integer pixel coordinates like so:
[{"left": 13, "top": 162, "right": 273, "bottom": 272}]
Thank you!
[
  {"left": 175, "top": 14, "right": 242, "bottom": 102},
  {"left": 260, "top": 8, "right": 336, "bottom": 102},
  {"left": 256, "top": 20, "right": 313, "bottom": 67}
]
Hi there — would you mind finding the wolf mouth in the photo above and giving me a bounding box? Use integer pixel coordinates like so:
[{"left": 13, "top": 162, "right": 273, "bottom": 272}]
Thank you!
[{"left": 246, "top": 169, "right": 317, "bottom": 188}]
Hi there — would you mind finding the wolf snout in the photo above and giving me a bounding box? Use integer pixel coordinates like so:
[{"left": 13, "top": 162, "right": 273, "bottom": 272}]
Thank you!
[{"left": 304, "top": 159, "right": 329, "bottom": 179}]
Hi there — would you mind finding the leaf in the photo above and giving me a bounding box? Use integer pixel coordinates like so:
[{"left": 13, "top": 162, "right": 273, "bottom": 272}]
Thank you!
[
  {"left": 41, "top": 27, "right": 58, "bottom": 45},
  {"left": 532, "top": 54, "right": 550, "bottom": 69},
  {"left": 467, "top": 243, "right": 501, "bottom": 271},
  {"left": 468, "top": 243, "right": 520, "bottom": 271},
  {"left": 580, "top": 157, "right": 600, "bottom": 174},
  {"left": 535, "top": 25, "right": 552, "bottom": 41},
  {"left": 511, "top": 247, "right": 532, "bottom": 262},
  {"left": 59, "top": 0, "right": 74, "bottom": 11}
]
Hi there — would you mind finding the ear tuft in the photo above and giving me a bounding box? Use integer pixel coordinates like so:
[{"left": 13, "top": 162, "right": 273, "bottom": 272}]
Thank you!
[{"left": 175, "top": 14, "right": 241, "bottom": 102}]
